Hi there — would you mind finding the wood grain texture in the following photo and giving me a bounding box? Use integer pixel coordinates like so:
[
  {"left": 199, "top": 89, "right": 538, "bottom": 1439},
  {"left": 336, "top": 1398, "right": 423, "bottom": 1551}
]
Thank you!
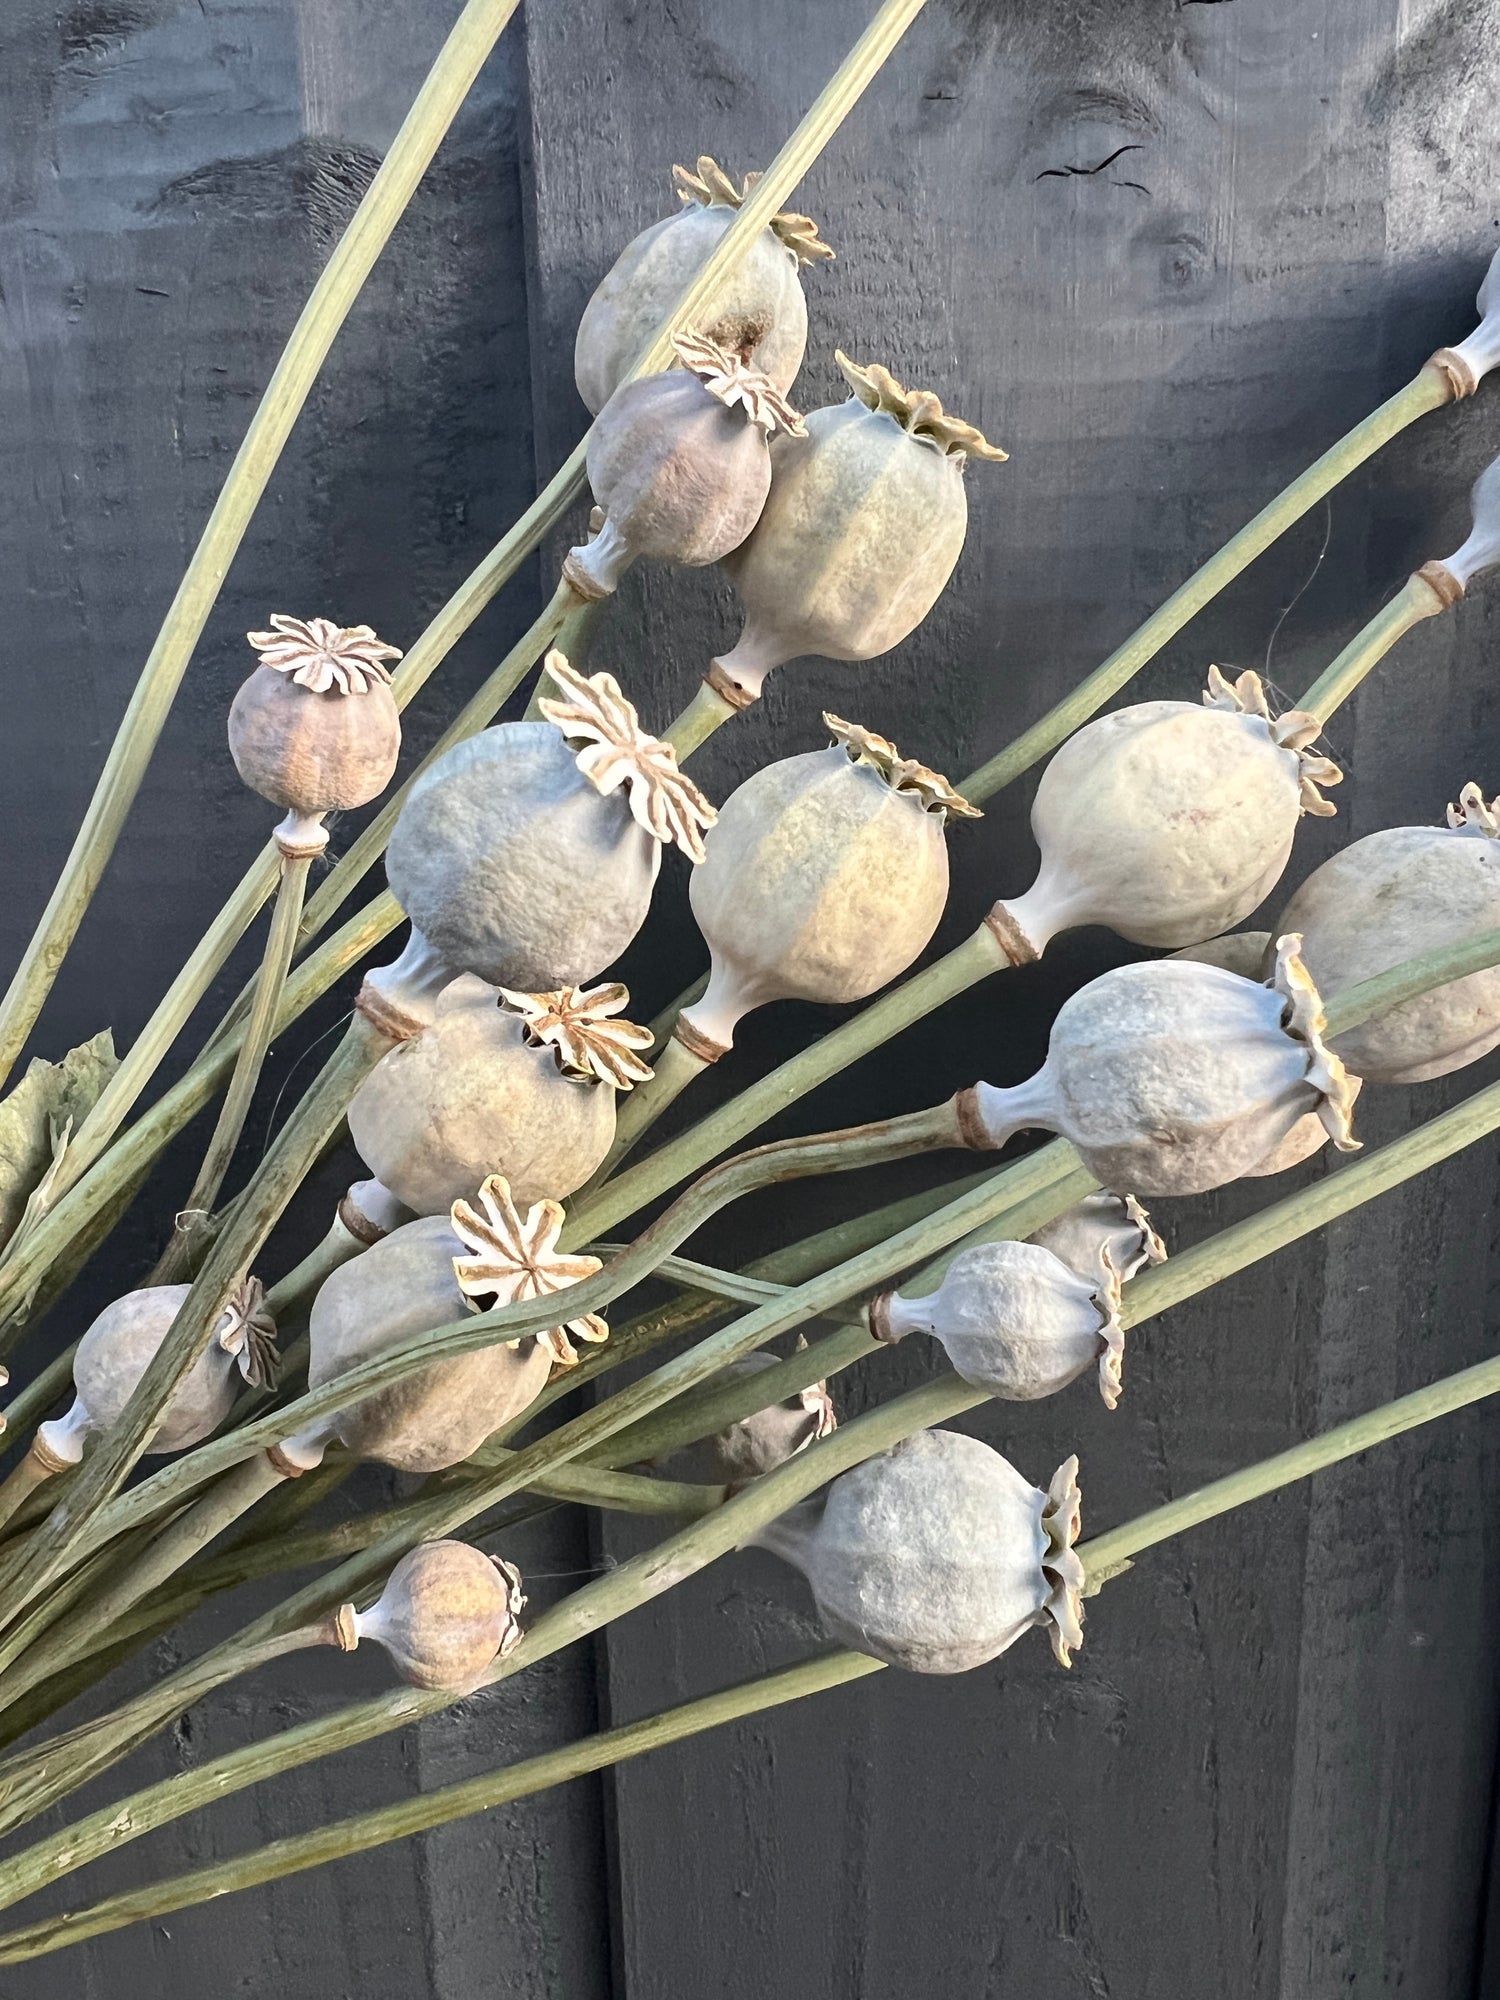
[
  {"left": 519, "top": 3, "right": 1500, "bottom": 1997},
  {"left": 0, "top": 3, "right": 609, "bottom": 1993}
]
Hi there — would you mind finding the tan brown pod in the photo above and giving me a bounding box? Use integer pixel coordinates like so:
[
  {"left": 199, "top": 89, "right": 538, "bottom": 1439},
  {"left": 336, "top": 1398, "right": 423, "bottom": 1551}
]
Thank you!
[
  {"left": 707, "top": 353, "right": 1007, "bottom": 705},
  {"left": 296, "top": 1177, "right": 607, "bottom": 1474},
  {"left": 1270, "top": 784, "right": 1500, "bottom": 1084},
  {"left": 342, "top": 1542, "right": 527, "bottom": 1691},
  {"left": 990, "top": 667, "right": 1342, "bottom": 958},
  {"left": 965, "top": 936, "right": 1359, "bottom": 1196},
  {"left": 565, "top": 332, "right": 805, "bottom": 599},
  {"left": 680, "top": 716, "right": 980, "bottom": 1055},
  {"left": 36, "top": 1277, "right": 277, "bottom": 1472},
  {"left": 574, "top": 156, "right": 832, "bottom": 415},
  {"left": 230, "top": 616, "right": 403, "bottom": 851},
  {"left": 348, "top": 979, "right": 652, "bottom": 1216},
  {"left": 753, "top": 1431, "right": 1085, "bottom": 1673}
]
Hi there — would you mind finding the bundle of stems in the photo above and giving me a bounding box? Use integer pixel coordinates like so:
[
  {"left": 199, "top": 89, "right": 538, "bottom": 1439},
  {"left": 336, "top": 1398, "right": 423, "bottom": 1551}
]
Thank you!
[
  {"left": 0, "top": 0, "right": 1496, "bottom": 1955},
  {"left": 6, "top": 1046, "right": 1500, "bottom": 1944}
]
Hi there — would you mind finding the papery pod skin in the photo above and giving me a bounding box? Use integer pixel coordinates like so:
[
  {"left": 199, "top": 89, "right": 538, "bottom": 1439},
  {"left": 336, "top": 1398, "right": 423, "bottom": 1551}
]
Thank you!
[
  {"left": 355, "top": 1542, "right": 525, "bottom": 1692},
  {"left": 229, "top": 669, "right": 400, "bottom": 818},
  {"left": 711, "top": 355, "right": 1006, "bottom": 700},
  {"left": 574, "top": 159, "right": 822, "bottom": 414},
  {"left": 1172, "top": 931, "right": 1362, "bottom": 1172},
  {"left": 569, "top": 336, "right": 802, "bottom": 597},
  {"left": 664, "top": 1352, "right": 835, "bottom": 1483},
  {"left": 348, "top": 983, "right": 615, "bottom": 1214},
  {"left": 65, "top": 1283, "right": 268, "bottom": 1453},
  {"left": 307, "top": 1216, "right": 552, "bottom": 1473},
  {"left": 682, "top": 718, "right": 971, "bottom": 1049},
  {"left": 1270, "top": 787, "right": 1500, "bottom": 1083},
  {"left": 754, "top": 1430, "right": 1084, "bottom": 1673},
  {"left": 385, "top": 724, "right": 659, "bottom": 990},
  {"left": 1000, "top": 669, "right": 1341, "bottom": 955},
  {"left": 879, "top": 1239, "right": 1125, "bottom": 1408},
  {"left": 1027, "top": 1191, "right": 1165, "bottom": 1289},
  {"left": 968, "top": 940, "right": 1358, "bottom": 1196}
]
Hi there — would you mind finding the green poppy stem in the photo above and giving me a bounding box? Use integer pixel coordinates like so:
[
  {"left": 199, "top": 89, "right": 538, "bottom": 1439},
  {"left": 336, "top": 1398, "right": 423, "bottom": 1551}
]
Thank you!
[{"left": 0, "top": 0, "right": 529, "bottom": 1094}]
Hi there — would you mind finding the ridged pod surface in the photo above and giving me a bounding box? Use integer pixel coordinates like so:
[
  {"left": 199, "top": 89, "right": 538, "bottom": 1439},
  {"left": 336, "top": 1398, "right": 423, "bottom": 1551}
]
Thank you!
[
  {"left": 229, "top": 617, "right": 402, "bottom": 819},
  {"left": 969, "top": 938, "right": 1358, "bottom": 1196},
  {"left": 879, "top": 1239, "right": 1126, "bottom": 1407},
  {"left": 384, "top": 664, "right": 714, "bottom": 992},
  {"left": 682, "top": 717, "right": 975, "bottom": 1049},
  {"left": 1271, "top": 784, "right": 1500, "bottom": 1083},
  {"left": 52, "top": 1279, "right": 276, "bottom": 1457},
  {"left": 998, "top": 668, "right": 1342, "bottom": 955},
  {"left": 307, "top": 1216, "right": 553, "bottom": 1473},
  {"left": 568, "top": 334, "right": 803, "bottom": 597},
  {"left": 710, "top": 355, "right": 1006, "bottom": 701},
  {"left": 353, "top": 1542, "right": 525, "bottom": 1692},
  {"left": 573, "top": 157, "right": 827, "bottom": 415},
  {"left": 348, "top": 980, "right": 627, "bottom": 1214},
  {"left": 754, "top": 1430, "right": 1085, "bottom": 1673}
]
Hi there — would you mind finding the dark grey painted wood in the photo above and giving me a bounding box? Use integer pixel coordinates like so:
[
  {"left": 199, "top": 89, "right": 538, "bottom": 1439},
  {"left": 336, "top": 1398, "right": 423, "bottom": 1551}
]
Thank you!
[
  {"left": 0, "top": 3, "right": 609, "bottom": 1994},
  {"left": 519, "top": 4, "right": 1500, "bottom": 1997},
  {"left": 6, "top": 0, "right": 1500, "bottom": 1991}
]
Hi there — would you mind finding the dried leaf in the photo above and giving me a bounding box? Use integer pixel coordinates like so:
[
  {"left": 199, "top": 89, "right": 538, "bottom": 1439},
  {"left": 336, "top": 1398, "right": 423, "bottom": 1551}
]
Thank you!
[{"left": 0, "top": 1032, "right": 116, "bottom": 1254}]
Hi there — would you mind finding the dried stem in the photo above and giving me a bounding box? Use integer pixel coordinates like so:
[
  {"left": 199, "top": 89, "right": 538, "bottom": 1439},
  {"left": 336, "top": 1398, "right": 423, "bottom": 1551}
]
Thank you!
[
  {"left": 0, "top": 893, "right": 400, "bottom": 1346},
  {"left": 959, "top": 366, "right": 1453, "bottom": 804},
  {"left": 1298, "top": 567, "right": 1454, "bottom": 722},
  {"left": 0, "top": 1016, "right": 395, "bottom": 1627},
  {"left": 153, "top": 853, "right": 316, "bottom": 1285},
  {"left": 0, "top": 0, "right": 529, "bottom": 1091}
]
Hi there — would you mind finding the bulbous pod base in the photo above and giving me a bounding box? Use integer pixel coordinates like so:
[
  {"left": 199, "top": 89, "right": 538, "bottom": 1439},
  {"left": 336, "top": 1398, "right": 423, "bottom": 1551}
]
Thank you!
[
  {"left": 1271, "top": 798, "right": 1500, "bottom": 1083},
  {"left": 754, "top": 1430, "right": 1085, "bottom": 1672},
  {"left": 683, "top": 739, "right": 952, "bottom": 1048},
  {"left": 882, "top": 1239, "right": 1124, "bottom": 1407},
  {"left": 69, "top": 1285, "right": 242, "bottom": 1453},
  {"left": 385, "top": 723, "right": 660, "bottom": 990},
  {"left": 228, "top": 666, "right": 400, "bottom": 817},
  {"left": 712, "top": 399, "right": 970, "bottom": 699},
  {"left": 571, "top": 370, "right": 775, "bottom": 596},
  {"left": 307, "top": 1215, "right": 552, "bottom": 1473},
  {"left": 348, "top": 984, "right": 615, "bottom": 1214},
  {"left": 969, "top": 949, "right": 1357, "bottom": 1196},
  {"left": 354, "top": 1541, "right": 525, "bottom": 1691},
  {"left": 1004, "top": 676, "right": 1339, "bottom": 954},
  {"left": 575, "top": 201, "right": 807, "bottom": 415}
]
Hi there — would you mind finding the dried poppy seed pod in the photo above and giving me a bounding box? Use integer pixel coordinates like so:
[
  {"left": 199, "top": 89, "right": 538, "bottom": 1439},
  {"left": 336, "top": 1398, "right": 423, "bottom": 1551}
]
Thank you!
[
  {"left": 987, "top": 667, "right": 1341, "bottom": 962},
  {"left": 664, "top": 1351, "right": 836, "bottom": 1484},
  {"left": 565, "top": 333, "right": 805, "bottom": 600},
  {"left": 229, "top": 617, "right": 402, "bottom": 854},
  {"left": 871, "top": 1240, "right": 1127, "bottom": 1408},
  {"left": 348, "top": 980, "right": 652, "bottom": 1216},
  {"left": 1027, "top": 1191, "right": 1165, "bottom": 1289},
  {"left": 1173, "top": 931, "right": 1363, "bottom": 1172},
  {"left": 377, "top": 659, "right": 716, "bottom": 1018},
  {"left": 36, "top": 1277, "right": 276, "bottom": 1472},
  {"left": 341, "top": 1543, "right": 526, "bottom": 1692},
  {"left": 679, "top": 716, "right": 979, "bottom": 1058},
  {"left": 708, "top": 353, "right": 1007, "bottom": 706},
  {"left": 295, "top": 1176, "right": 607, "bottom": 1475},
  {"left": 754, "top": 1431, "right": 1084, "bottom": 1673},
  {"left": 1271, "top": 783, "right": 1500, "bottom": 1084},
  {"left": 574, "top": 156, "right": 832, "bottom": 415},
  {"left": 964, "top": 937, "right": 1359, "bottom": 1196}
]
